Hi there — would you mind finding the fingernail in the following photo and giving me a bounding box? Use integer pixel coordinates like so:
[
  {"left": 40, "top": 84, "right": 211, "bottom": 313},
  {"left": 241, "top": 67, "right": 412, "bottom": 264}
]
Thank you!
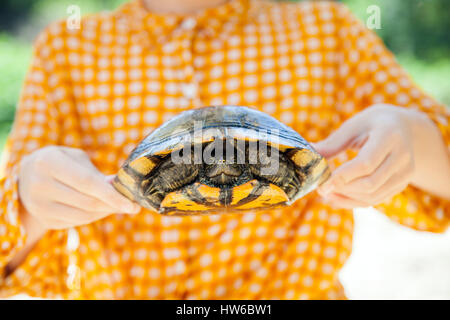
[
  {"left": 105, "top": 175, "right": 116, "bottom": 184},
  {"left": 311, "top": 142, "right": 321, "bottom": 152},
  {"left": 124, "top": 203, "right": 140, "bottom": 214},
  {"left": 320, "top": 182, "right": 334, "bottom": 195},
  {"left": 131, "top": 204, "right": 141, "bottom": 214}
]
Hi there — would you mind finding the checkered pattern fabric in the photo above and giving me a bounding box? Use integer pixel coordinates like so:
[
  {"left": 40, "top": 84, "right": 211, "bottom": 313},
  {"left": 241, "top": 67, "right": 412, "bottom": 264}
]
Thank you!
[{"left": 0, "top": 0, "right": 449, "bottom": 299}]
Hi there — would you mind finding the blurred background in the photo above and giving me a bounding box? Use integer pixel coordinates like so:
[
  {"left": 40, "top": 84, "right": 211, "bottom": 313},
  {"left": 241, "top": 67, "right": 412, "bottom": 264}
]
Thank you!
[{"left": 0, "top": 0, "right": 449, "bottom": 299}]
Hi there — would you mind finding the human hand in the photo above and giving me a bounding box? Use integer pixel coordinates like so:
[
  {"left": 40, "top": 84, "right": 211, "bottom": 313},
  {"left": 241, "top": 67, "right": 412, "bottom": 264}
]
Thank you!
[
  {"left": 18, "top": 146, "right": 140, "bottom": 234},
  {"left": 313, "top": 104, "right": 449, "bottom": 209}
]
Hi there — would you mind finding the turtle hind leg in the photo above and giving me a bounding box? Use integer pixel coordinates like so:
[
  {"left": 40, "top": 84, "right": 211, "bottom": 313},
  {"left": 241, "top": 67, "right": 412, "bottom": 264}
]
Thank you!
[
  {"left": 155, "top": 161, "right": 200, "bottom": 192},
  {"left": 287, "top": 148, "right": 330, "bottom": 200},
  {"left": 140, "top": 179, "right": 165, "bottom": 209},
  {"left": 140, "top": 156, "right": 200, "bottom": 209},
  {"left": 249, "top": 153, "right": 300, "bottom": 200}
]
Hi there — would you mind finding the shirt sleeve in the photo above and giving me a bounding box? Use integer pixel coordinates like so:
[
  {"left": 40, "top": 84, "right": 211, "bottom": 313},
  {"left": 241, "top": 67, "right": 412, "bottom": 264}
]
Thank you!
[
  {"left": 0, "top": 25, "right": 76, "bottom": 273},
  {"left": 333, "top": 4, "right": 450, "bottom": 232}
]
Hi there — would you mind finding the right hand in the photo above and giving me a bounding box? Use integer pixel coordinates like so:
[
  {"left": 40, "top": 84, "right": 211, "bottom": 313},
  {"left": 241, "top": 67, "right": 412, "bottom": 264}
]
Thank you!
[{"left": 18, "top": 146, "right": 140, "bottom": 233}]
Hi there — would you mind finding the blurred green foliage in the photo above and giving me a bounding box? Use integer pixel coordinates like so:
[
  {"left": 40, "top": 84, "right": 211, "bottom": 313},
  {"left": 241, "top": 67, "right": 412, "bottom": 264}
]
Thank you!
[
  {"left": 344, "top": 0, "right": 450, "bottom": 60},
  {"left": 0, "top": 35, "right": 31, "bottom": 151},
  {"left": 0, "top": 0, "right": 449, "bottom": 153}
]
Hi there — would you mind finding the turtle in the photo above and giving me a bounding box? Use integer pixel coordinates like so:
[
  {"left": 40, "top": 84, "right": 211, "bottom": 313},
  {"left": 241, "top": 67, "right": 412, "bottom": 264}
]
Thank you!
[{"left": 113, "top": 106, "right": 330, "bottom": 215}]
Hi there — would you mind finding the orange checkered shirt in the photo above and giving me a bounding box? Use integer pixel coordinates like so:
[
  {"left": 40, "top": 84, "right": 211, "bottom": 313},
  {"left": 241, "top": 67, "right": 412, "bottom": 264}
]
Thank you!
[{"left": 0, "top": 0, "right": 449, "bottom": 299}]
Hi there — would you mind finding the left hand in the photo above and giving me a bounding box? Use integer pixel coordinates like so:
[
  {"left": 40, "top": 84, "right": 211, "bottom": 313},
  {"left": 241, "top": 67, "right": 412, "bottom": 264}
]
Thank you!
[{"left": 313, "top": 104, "right": 450, "bottom": 209}]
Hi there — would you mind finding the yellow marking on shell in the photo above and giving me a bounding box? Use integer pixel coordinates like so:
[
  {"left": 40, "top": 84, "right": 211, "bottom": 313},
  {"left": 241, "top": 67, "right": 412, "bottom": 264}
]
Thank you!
[
  {"left": 236, "top": 183, "right": 288, "bottom": 210},
  {"left": 239, "top": 138, "right": 292, "bottom": 152},
  {"left": 192, "top": 136, "right": 215, "bottom": 145},
  {"left": 311, "top": 157, "right": 331, "bottom": 186},
  {"left": 289, "top": 148, "right": 320, "bottom": 167},
  {"left": 230, "top": 179, "right": 259, "bottom": 205},
  {"left": 112, "top": 178, "right": 135, "bottom": 201},
  {"left": 129, "top": 156, "right": 157, "bottom": 175},
  {"left": 264, "top": 141, "right": 291, "bottom": 152},
  {"left": 223, "top": 133, "right": 293, "bottom": 152},
  {"left": 275, "top": 145, "right": 290, "bottom": 152},
  {"left": 154, "top": 145, "right": 182, "bottom": 156},
  {"left": 161, "top": 190, "right": 211, "bottom": 212},
  {"left": 117, "top": 168, "right": 136, "bottom": 189},
  {"left": 153, "top": 138, "right": 215, "bottom": 156},
  {"left": 195, "top": 183, "right": 221, "bottom": 204}
]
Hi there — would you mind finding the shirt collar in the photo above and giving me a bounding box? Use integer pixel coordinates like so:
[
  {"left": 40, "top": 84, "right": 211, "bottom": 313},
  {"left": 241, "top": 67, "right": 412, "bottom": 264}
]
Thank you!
[{"left": 118, "top": 0, "right": 251, "bottom": 47}]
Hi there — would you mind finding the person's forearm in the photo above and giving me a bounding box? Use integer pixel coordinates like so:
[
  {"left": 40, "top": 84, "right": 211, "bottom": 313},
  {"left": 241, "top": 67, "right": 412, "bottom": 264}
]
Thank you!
[
  {"left": 19, "top": 203, "right": 47, "bottom": 245},
  {"left": 4, "top": 205, "right": 46, "bottom": 277},
  {"left": 409, "top": 110, "right": 450, "bottom": 200},
  {"left": 5, "top": 145, "right": 139, "bottom": 277}
]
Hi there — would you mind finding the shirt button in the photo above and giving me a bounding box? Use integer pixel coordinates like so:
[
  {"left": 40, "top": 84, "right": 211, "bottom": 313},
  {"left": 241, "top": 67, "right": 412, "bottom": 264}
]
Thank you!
[
  {"left": 180, "top": 18, "right": 197, "bottom": 30},
  {"left": 181, "top": 83, "right": 198, "bottom": 99}
]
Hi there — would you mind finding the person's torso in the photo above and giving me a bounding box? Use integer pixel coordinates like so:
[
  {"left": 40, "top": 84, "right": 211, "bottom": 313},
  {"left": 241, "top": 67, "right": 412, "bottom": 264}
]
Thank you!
[{"left": 5, "top": 0, "right": 353, "bottom": 300}]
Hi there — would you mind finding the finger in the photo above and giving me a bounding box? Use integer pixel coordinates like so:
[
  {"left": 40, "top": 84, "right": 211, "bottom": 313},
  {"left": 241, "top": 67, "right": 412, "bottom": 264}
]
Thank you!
[
  {"left": 320, "top": 192, "right": 370, "bottom": 210},
  {"left": 46, "top": 202, "right": 113, "bottom": 225},
  {"left": 336, "top": 164, "right": 413, "bottom": 205},
  {"left": 46, "top": 180, "right": 122, "bottom": 213},
  {"left": 47, "top": 154, "right": 140, "bottom": 214},
  {"left": 312, "top": 117, "right": 365, "bottom": 158},
  {"left": 329, "top": 132, "right": 395, "bottom": 187},
  {"left": 335, "top": 150, "right": 409, "bottom": 194},
  {"left": 38, "top": 216, "right": 90, "bottom": 230},
  {"left": 372, "top": 183, "right": 409, "bottom": 205},
  {"left": 343, "top": 182, "right": 409, "bottom": 206},
  {"left": 105, "top": 175, "right": 115, "bottom": 184},
  {"left": 38, "top": 218, "right": 73, "bottom": 230}
]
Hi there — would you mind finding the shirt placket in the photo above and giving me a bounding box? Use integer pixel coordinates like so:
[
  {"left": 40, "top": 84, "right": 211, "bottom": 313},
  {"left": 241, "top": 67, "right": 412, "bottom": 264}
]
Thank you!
[
  {"left": 172, "top": 17, "right": 203, "bottom": 110},
  {"left": 159, "top": 18, "right": 203, "bottom": 299}
]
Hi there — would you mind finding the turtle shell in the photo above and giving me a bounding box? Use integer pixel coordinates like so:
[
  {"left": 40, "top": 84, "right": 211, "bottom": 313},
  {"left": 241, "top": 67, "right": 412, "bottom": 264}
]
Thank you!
[{"left": 113, "top": 106, "right": 330, "bottom": 215}]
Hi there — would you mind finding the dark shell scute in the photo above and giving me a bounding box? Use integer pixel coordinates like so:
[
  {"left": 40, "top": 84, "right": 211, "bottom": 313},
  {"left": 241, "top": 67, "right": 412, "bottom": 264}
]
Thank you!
[{"left": 127, "top": 106, "right": 311, "bottom": 162}]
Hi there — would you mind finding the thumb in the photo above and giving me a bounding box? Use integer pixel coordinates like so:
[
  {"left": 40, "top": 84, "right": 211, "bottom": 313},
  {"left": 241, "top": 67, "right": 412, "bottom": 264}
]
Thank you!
[
  {"left": 105, "top": 174, "right": 116, "bottom": 184},
  {"left": 312, "top": 118, "right": 362, "bottom": 159}
]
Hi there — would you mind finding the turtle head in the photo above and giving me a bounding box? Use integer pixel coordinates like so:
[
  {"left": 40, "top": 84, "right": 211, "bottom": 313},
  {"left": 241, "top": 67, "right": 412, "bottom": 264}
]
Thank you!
[{"left": 204, "top": 162, "right": 243, "bottom": 185}]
